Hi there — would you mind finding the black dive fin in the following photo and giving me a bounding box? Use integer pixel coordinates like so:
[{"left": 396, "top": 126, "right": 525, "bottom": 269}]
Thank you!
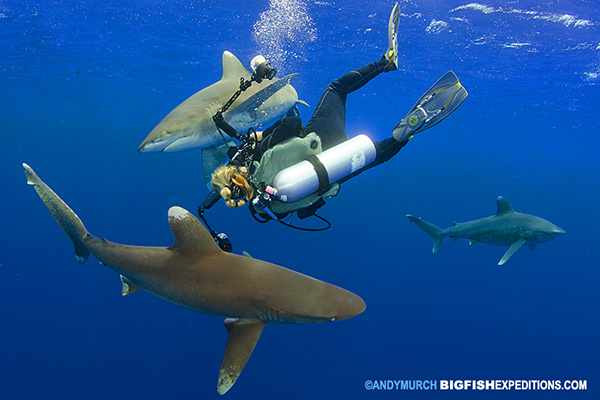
[
  {"left": 217, "top": 318, "right": 266, "bottom": 395},
  {"left": 393, "top": 71, "right": 468, "bottom": 142}
]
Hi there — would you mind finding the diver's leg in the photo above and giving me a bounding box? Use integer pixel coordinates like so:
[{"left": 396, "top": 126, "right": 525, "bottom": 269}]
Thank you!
[
  {"left": 305, "top": 56, "right": 390, "bottom": 150},
  {"left": 305, "top": 4, "right": 400, "bottom": 150}
]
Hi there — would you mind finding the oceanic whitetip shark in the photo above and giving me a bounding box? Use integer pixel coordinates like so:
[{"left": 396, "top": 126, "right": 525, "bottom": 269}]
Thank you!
[
  {"left": 23, "top": 163, "right": 364, "bottom": 394},
  {"left": 407, "top": 196, "right": 565, "bottom": 265},
  {"left": 138, "top": 51, "right": 307, "bottom": 153}
]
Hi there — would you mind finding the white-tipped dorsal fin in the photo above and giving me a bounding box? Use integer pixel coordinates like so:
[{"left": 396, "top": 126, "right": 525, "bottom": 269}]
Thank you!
[
  {"left": 221, "top": 51, "right": 250, "bottom": 81},
  {"left": 496, "top": 196, "right": 515, "bottom": 215},
  {"left": 242, "top": 251, "right": 253, "bottom": 258},
  {"left": 120, "top": 275, "right": 140, "bottom": 296},
  {"left": 167, "top": 206, "right": 220, "bottom": 253}
]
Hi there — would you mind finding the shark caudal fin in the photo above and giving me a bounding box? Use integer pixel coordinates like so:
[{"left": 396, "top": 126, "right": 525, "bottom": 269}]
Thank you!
[
  {"left": 406, "top": 215, "right": 446, "bottom": 254},
  {"left": 23, "top": 163, "right": 90, "bottom": 263},
  {"left": 217, "top": 318, "right": 266, "bottom": 395}
]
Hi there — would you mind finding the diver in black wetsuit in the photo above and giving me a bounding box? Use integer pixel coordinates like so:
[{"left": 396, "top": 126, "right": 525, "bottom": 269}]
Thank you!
[{"left": 200, "top": 3, "right": 467, "bottom": 248}]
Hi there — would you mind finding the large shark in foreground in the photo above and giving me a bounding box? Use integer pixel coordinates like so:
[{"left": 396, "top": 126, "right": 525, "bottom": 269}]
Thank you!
[
  {"left": 407, "top": 197, "right": 565, "bottom": 265},
  {"left": 138, "top": 51, "right": 306, "bottom": 153},
  {"left": 23, "top": 163, "right": 364, "bottom": 394}
]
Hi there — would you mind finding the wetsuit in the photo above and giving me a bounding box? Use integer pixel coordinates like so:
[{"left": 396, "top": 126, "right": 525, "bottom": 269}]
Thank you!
[{"left": 246, "top": 56, "right": 409, "bottom": 218}]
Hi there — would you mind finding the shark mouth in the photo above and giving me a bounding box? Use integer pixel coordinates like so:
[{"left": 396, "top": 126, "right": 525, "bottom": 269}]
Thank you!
[
  {"left": 162, "top": 133, "right": 197, "bottom": 152},
  {"left": 137, "top": 133, "right": 196, "bottom": 153}
]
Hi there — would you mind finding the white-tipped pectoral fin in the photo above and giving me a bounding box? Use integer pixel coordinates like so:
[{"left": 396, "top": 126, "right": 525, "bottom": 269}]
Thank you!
[
  {"left": 217, "top": 318, "right": 266, "bottom": 395},
  {"left": 120, "top": 275, "right": 140, "bottom": 296},
  {"left": 499, "top": 239, "right": 526, "bottom": 266}
]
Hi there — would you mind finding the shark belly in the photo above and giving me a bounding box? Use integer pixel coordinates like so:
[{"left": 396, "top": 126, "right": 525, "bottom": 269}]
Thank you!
[{"left": 447, "top": 218, "right": 523, "bottom": 246}]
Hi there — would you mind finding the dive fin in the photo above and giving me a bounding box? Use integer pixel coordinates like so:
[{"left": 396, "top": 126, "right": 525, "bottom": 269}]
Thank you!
[
  {"left": 499, "top": 239, "right": 526, "bottom": 266},
  {"left": 393, "top": 71, "right": 468, "bottom": 142},
  {"left": 384, "top": 2, "right": 400, "bottom": 71},
  {"left": 407, "top": 215, "right": 446, "bottom": 254},
  {"left": 23, "top": 163, "right": 90, "bottom": 264},
  {"left": 217, "top": 318, "right": 266, "bottom": 395},
  {"left": 120, "top": 275, "right": 140, "bottom": 296}
]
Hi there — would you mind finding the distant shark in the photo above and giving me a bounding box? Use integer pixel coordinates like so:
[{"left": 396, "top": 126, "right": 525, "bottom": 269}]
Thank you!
[
  {"left": 138, "top": 51, "right": 307, "bottom": 153},
  {"left": 23, "top": 163, "right": 364, "bottom": 394},
  {"left": 407, "top": 196, "right": 565, "bottom": 265}
]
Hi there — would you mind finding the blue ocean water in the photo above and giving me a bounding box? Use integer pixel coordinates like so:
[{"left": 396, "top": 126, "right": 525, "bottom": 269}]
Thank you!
[{"left": 1, "top": 0, "right": 598, "bottom": 399}]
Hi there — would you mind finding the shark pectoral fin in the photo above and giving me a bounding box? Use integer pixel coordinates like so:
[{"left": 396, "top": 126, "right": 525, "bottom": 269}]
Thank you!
[
  {"left": 432, "top": 238, "right": 443, "bottom": 254},
  {"left": 499, "top": 239, "right": 526, "bottom": 266},
  {"left": 529, "top": 243, "right": 538, "bottom": 251},
  {"left": 120, "top": 275, "right": 139, "bottom": 296},
  {"left": 296, "top": 99, "right": 309, "bottom": 107},
  {"left": 217, "top": 318, "right": 266, "bottom": 395},
  {"left": 469, "top": 239, "right": 478, "bottom": 246}
]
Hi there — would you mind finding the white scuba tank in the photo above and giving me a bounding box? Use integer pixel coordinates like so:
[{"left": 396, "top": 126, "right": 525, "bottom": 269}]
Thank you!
[{"left": 266, "top": 134, "right": 376, "bottom": 202}]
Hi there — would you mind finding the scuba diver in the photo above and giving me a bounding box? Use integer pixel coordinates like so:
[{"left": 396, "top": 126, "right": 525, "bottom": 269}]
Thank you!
[{"left": 199, "top": 3, "right": 468, "bottom": 249}]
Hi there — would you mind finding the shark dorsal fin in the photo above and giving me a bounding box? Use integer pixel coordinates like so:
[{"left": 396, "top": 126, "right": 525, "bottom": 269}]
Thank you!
[
  {"left": 221, "top": 51, "right": 250, "bottom": 81},
  {"left": 167, "top": 207, "right": 220, "bottom": 253},
  {"left": 496, "top": 196, "right": 515, "bottom": 215}
]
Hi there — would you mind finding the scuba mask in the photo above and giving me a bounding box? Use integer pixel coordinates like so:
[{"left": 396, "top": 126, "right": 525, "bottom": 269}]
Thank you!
[
  {"left": 228, "top": 182, "right": 243, "bottom": 200},
  {"left": 226, "top": 171, "right": 252, "bottom": 206}
]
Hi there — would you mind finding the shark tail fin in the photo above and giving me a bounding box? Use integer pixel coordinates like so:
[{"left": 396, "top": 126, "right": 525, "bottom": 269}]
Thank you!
[
  {"left": 23, "top": 163, "right": 90, "bottom": 264},
  {"left": 406, "top": 214, "right": 446, "bottom": 254}
]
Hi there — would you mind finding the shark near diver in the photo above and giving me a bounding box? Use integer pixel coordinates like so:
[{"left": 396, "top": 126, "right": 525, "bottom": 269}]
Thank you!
[
  {"left": 138, "top": 51, "right": 307, "bottom": 153},
  {"left": 407, "top": 196, "right": 565, "bottom": 265},
  {"left": 23, "top": 163, "right": 364, "bottom": 395}
]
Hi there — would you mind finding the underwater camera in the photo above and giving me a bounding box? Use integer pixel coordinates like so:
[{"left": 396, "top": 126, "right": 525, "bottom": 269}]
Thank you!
[{"left": 250, "top": 55, "right": 277, "bottom": 83}]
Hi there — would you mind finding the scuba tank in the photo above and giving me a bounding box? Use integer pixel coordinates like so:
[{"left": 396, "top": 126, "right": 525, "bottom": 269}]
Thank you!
[{"left": 265, "top": 134, "right": 376, "bottom": 202}]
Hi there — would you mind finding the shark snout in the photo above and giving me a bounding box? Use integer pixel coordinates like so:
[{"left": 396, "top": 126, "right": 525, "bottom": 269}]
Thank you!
[
  {"left": 138, "top": 138, "right": 167, "bottom": 153},
  {"left": 334, "top": 292, "right": 366, "bottom": 321},
  {"left": 536, "top": 224, "right": 566, "bottom": 242}
]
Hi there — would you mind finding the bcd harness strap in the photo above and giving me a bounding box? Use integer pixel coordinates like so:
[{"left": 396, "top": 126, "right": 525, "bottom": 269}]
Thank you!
[{"left": 305, "top": 154, "right": 330, "bottom": 195}]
